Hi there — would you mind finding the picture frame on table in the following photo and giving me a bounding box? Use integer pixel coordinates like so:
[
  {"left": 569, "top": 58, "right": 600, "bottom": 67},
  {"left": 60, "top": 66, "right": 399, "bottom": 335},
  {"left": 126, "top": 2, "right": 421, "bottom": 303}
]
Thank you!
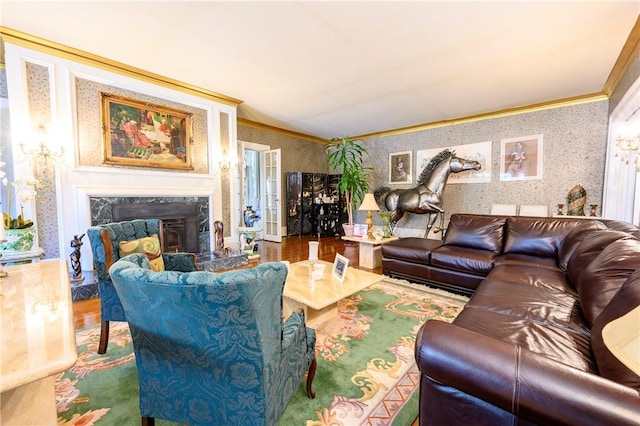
[
  {"left": 332, "top": 253, "right": 349, "bottom": 283},
  {"left": 500, "top": 134, "right": 543, "bottom": 181},
  {"left": 101, "top": 93, "right": 194, "bottom": 171},
  {"left": 353, "top": 223, "right": 368, "bottom": 237},
  {"left": 389, "top": 150, "right": 412, "bottom": 184}
]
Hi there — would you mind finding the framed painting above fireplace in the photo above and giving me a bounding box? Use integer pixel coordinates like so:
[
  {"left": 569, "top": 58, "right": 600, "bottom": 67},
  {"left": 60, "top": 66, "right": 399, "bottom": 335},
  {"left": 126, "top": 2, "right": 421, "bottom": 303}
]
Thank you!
[{"left": 101, "top": 93, "right": 193, "bottom": 170}]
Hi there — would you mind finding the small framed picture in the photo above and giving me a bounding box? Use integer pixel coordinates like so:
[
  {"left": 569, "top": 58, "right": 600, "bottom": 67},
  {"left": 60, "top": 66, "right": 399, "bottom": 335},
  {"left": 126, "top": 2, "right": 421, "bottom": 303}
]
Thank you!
[
  {"left": 389, "top": 150, "right": 412, "bottom": 184},
  {"left": 353, "top": 223, "right": 367, "bottom": 237},
  {"left": 332, "top": 253, "right": 349, "bottom": 283}
]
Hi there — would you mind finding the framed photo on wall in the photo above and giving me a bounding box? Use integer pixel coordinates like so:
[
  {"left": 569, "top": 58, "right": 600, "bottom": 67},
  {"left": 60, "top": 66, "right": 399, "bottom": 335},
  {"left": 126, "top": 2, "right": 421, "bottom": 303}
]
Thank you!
[
  {"left": 389, "top": 150, "right": 412, "bottom": 184},
  {"left": 101, "top": 93, "right": 194, "bottom": 170},
  {"left": 332, "top": 253, "right": 349, "bottom": 283},
  {"left": 500, "top": 134, "right": 543, "bottom": 181}
]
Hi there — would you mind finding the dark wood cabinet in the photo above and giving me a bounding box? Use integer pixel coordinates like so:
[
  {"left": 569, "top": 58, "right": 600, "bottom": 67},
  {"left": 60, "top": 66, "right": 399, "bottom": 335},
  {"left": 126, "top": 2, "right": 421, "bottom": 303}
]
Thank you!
[{"left": 286, "top": 172, "right": 344, "bottom": 236}]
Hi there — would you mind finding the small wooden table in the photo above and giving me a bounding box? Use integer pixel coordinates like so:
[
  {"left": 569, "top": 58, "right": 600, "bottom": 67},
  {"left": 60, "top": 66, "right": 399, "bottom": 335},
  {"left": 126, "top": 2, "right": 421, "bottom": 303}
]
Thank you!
[
  {"left": 1, "top": 259, "right": 77, "bottom": 425},
  {"left": 341, "top": 235, "right": 398, "bottom": 269},
  {"left": 283, "top": 260, "right": 382, "bottom": 327}
]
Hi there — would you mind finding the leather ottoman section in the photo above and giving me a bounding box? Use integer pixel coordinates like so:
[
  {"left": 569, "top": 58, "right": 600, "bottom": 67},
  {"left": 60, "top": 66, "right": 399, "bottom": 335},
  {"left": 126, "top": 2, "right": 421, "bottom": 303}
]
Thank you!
[
  {"left": 467, "top": 278, "right": 590, "bottom": 336},
  {"left": 382, "top": 258, "right": 482, "bottom": 294},
  {"left": 381, "top": 237, "right": 443, "bottom": 264},
  {"left": 382, "top": 258, "right": 432, "bottom": 281},
  {"left": 452, "top": 307, "right": 597, "bottom": 373},
  {"left": 430, "top": 245, "right": 498, "bottom": 276},
  {"left": 493, "top": 253, "right": 558, "bottom": 270}
]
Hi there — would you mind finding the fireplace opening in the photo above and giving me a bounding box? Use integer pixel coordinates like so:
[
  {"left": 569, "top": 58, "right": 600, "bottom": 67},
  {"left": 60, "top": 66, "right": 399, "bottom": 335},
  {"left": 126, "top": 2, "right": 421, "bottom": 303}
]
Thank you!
[{"left": 112, "top": 202, "right": 200, "bottom": 253}]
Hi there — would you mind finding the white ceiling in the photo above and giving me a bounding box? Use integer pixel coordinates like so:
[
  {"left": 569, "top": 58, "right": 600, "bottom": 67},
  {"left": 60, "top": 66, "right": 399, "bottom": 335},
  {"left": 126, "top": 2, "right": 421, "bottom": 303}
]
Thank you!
[{"left": 1, "top": 1, "right": 639, "bottom": 140}]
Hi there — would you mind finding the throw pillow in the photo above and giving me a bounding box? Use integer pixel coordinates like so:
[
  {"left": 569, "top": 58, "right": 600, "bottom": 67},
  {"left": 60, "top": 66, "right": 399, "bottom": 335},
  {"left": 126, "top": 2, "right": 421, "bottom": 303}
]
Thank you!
[{"left": 119, "top": 235, "right": 165, "bottom": 272}]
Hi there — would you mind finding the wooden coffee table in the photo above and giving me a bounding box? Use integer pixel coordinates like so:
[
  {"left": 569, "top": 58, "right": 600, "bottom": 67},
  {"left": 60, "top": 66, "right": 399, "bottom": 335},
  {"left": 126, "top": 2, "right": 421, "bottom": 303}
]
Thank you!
[{"left": 283, "top": 260, "right": 382, "bottom": 327}]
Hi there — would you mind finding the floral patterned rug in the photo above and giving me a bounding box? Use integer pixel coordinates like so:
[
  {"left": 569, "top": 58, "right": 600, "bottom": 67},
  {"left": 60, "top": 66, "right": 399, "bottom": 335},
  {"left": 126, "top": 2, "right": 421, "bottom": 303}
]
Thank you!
[{"left": 56, "top": 278, "right": 468, "bottom": 426}]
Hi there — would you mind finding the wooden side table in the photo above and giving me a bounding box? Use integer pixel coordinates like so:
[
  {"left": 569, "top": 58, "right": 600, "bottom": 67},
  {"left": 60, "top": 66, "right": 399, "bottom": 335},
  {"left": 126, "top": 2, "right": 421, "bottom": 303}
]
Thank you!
[{"left": 341, "top": 235, "right": 398, "bottom": 269}]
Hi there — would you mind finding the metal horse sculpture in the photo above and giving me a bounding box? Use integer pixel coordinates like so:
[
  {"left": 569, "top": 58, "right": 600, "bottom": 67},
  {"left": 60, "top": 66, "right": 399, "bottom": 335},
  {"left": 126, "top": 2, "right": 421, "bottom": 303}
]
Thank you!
[{"left": 374, "top": 149, "right": 481, "bottom": 237}]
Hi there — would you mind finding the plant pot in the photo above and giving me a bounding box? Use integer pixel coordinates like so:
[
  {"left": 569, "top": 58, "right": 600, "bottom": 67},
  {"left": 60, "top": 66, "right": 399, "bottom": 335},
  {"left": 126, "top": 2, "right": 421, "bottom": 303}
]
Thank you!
[
  {"left": 1, "top": 227, "right": 37, "bottom": 252},
  {"left": 343, "top": 223, "right": 355, "bottom": 237}
]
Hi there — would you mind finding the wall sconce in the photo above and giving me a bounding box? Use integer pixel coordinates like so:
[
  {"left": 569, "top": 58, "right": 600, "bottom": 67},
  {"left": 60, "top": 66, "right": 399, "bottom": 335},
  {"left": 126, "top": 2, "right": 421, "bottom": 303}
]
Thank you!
[
  {"left": 20, "top": 124, "right": 64, "bottom": 168},
  {"left": 218, "top": 150, "right": 238, "bottom": 173},
  {"left": 614, "top": 119, "right": 640, "bottom": 170}
]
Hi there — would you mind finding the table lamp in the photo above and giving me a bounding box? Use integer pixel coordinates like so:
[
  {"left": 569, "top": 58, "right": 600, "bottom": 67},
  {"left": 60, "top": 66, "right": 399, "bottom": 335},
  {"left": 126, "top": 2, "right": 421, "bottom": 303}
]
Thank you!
[{"left": 358, "top": 193, "right": 380, "bottom": 239}]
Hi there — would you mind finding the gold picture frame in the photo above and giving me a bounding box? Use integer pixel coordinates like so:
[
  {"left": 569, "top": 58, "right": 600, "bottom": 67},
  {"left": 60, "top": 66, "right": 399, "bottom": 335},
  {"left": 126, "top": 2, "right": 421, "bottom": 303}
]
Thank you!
[{"left": 101, "top": 93, "right": 193, "bottom": 170}]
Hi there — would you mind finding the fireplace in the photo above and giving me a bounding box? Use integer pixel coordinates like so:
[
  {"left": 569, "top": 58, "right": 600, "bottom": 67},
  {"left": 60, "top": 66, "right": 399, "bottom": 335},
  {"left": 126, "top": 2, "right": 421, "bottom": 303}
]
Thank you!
[{"left": 112, "top": 202, "right": 200, "bottom": 253}]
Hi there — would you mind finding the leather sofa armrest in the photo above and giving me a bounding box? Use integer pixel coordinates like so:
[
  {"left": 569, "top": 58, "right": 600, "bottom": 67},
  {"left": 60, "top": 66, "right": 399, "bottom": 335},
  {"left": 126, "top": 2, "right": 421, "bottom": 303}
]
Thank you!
[{"left": 416, "top": 320, "right": 640, "bottom": 425}]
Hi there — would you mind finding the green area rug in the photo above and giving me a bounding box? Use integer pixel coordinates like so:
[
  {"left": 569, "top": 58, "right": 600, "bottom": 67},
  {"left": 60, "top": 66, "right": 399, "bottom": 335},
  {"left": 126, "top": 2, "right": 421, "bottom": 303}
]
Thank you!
[{"left": 56, "top": 278, "right": 468, "bottom": 425}]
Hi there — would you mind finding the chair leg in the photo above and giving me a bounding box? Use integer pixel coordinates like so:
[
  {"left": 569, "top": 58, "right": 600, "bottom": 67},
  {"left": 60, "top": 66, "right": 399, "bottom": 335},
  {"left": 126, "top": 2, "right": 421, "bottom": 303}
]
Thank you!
[
  {"left": 98, "top": 320, "right": 110, "bottom": 354},
  {"left": 306, "top": 358, "right": 317, "bottom": 399},
  {"left": 142, "top": 417, "right": 155, "bottom": 426}
]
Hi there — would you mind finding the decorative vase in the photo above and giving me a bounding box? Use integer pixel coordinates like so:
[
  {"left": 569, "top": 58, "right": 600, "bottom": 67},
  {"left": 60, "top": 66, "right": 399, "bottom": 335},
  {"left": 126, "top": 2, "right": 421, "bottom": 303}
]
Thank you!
[
  {"left": 378, "top": 212, "right": 393, "bottom": 238},
  {"left": 243, "top": 206, "right": 256, "bottom": 227},
  {"left": 308, "top": 241, "right": 319, "bottom": 263},
  {"left": 567, "top": 185, "right": 587, "bottom": 216},
  {"left": 0, "top": 227, "right": 37, "bottom": 252},
  {"left": 342, "top": 224, "right": 355, "bottom": 237}
]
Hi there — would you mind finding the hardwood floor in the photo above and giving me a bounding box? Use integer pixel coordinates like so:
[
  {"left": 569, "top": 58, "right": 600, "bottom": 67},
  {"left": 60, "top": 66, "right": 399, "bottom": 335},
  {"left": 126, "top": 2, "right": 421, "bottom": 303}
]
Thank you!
[{"left": 72, "top": 234, "right": 382, "bottom": 329}]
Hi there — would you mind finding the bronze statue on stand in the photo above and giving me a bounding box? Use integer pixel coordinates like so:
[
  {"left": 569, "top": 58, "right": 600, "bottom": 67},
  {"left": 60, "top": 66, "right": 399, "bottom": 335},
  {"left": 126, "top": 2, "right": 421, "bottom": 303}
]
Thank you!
[{"left": 70, "top": 233, "right": 85, "bottom": 282}]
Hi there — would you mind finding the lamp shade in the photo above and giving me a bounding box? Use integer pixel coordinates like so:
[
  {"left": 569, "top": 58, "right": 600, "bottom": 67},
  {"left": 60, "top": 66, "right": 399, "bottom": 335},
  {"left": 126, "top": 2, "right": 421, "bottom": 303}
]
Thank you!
[{"left": 358, "top": 193, "right": 380, "bottom": 211}]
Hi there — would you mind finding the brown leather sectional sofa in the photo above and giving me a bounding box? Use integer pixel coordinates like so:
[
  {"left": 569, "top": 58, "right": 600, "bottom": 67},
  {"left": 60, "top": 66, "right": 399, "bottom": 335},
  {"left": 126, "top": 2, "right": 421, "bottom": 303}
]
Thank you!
[{"left": 381, "top": 214, "right": 640, "bottom": 425}]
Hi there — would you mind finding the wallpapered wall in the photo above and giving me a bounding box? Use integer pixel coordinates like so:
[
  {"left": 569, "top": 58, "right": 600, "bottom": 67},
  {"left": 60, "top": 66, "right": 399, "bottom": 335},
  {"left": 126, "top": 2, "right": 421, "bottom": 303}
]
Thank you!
[{"left": 361, "top": 101, "right": 609, "bottom": 235}]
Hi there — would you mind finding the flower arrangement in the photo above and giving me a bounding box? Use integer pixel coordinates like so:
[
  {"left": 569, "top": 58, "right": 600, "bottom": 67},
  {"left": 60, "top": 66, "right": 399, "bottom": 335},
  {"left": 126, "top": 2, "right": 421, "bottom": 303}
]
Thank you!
[
  {"left": 3, "top": 179, "right": 37, "bottom": 229},
  {"left": 0, "top": 158, "right": 38, "bottom": 229}
]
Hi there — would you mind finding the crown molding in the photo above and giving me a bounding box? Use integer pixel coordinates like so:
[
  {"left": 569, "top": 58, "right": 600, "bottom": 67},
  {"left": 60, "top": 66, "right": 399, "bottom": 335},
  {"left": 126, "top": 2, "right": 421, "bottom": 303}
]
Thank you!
[
  {"left": 603, "top": 15, "right": 640, "bottom": 97},
  {"left": 237, "top": 118, "right": 328, "bottom": 144},
  {"left": 0, "top": 27, "right": 243, "bottom": 107},
  {"left": 354, "top": 93, "right": 608, "bottom": 140}
]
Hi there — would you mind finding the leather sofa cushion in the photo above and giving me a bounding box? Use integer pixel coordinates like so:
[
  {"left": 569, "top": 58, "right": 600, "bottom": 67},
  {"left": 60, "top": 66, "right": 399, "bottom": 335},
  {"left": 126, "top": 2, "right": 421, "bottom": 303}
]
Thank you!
[
  {"left": 591, "top": 271, "right": 640, "bottom": 391},
  {"left": 380, "top": 237, "right": 442, "bottom": 265},
  {"left": 504, "top": 217, "right": 595, "bottom": 258},
  {"left": 470, "top": 265, "right": 590, "bottom": 334},
  {"left": 576, "top": 238, "right": 640, "bottom": 326},
  {"left": 566, "top": 230, "right": 633, "bottom": 288},
  {"left": 444, "top": 214, "right": 505, "bottom": 253},
  {"left": 484, "top": 264, "right": 577, "bottom": 297},
  {"left": 453, "top": 307, "right": 596, "bottom": 373},
  {"left": 557, "top": 222, "right": 608, "bottom": 272},
  {"left": 431, "top": 245, "right": 498, "bottom": 276}
]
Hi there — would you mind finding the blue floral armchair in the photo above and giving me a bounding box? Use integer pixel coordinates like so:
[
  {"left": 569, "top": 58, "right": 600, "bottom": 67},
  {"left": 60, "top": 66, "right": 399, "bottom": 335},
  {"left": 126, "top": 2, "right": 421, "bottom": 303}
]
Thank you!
[
  {"left": 87, "top": 219, "right": 198, "bottom": 354},
  {"left": 109, "top": 254, "right": 316, "bottom": 426}
]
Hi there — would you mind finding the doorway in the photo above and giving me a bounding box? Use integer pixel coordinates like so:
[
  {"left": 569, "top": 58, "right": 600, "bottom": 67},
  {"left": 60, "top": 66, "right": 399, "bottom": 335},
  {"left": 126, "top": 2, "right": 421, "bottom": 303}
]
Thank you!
[{"left": 240, "top": 141, "right": 282, "bottom": 242}]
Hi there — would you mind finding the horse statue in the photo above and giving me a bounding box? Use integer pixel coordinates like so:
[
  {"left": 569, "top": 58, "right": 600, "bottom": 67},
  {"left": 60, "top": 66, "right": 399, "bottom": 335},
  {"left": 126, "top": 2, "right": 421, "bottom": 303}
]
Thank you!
[{"left": 374, "top": 149, "right": 481, "bottom": 237}]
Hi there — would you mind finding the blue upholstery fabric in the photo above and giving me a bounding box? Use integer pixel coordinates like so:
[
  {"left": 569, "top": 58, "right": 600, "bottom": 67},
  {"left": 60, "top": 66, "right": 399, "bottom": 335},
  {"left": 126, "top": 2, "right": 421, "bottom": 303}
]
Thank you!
[
  {"left": 87, "top": 219, "right": 198, "bottom": 324},
  {"left": 110, "top": 254, "right": 316, "bottom": 426}
]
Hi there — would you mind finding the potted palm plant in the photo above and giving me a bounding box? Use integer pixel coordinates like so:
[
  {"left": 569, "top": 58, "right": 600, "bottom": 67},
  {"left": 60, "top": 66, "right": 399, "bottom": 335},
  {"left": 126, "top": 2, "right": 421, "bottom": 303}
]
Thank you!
[{"left": 326, "top": 136, "right": 372, "bottom": 236}]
